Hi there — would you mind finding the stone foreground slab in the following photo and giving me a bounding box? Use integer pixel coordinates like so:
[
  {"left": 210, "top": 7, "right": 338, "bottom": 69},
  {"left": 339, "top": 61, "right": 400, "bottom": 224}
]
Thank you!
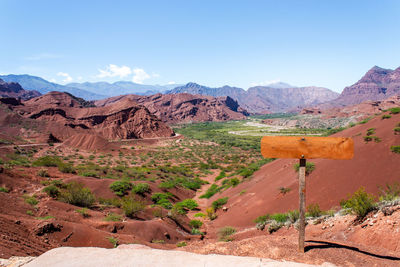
[{"left": 24, "top": 244, "right": 335, "bottom": 267}]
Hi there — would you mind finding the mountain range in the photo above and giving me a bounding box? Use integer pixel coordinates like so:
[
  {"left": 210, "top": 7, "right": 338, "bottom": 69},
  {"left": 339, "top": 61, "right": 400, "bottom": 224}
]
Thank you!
[{"left": 167, "top": 83, "right": 339, "bottom": 113}]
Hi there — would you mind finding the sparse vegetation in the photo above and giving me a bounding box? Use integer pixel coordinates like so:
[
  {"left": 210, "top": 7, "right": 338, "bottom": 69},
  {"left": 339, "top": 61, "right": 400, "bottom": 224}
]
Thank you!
[
  {"left": 189, "top": 219, "right": 203, "bottom": 229},
  {"left": 43, "top": 185, "right": 60, "bottom": 198},
  {"left": 378, "top": 182, "right": 400, "bottom": 201},
  {"left": 340, "top": 187, "right": 376, "bottom": 218},
  {"left": 121, "top": 196, "right": 145, "bottom": 218},
  {"left": 293, "top": 162, "right": 315, "bottom": 175},
  {"left": 279, "top": 187, "right": 291, "bottom": 195},
  {"left": 176, "top": 241, "right": 187, "bottom": 247},
  {"left": 107, "top": 236, "right": 119, "bottom": 248},
  {"left": 76, "top": 208, "right": 90, "bottom": 218},
  {"left": 382, "top": 114, "right": 392, "bottom": 119},
  {"left": 306, "top": 203, "right": 322, "bottom": 218},
  {"left": 390, "top": 145, "right": 400, "bottom": 154},
  {"left": 109, "top": 180, "right": 132, "bottom": 196},
  {"left": 389, "top": 107, "right": 400, "bottom": 114},
  {"left": 132, "top": 183, "right": 151, "bottom": 195},
  {"left": 104, "top": 213, "right": 122, "bottom": 222},
  {"left": 212, "top": 197, "right": 228, "bottom": 210},
  {"left": 218, "top": 226, "right": 236, "bottom": 242},
  {"left": 59, "top": 182, "right": 96, "bottom": 208},
  {"left": 37, "top": 168, "right": 50, "bottom": 177},
  {"left": 0, "top": 187, "right": 9, "bottom": 193},
  {"left": 24, "top": 195, "right": 39, "bottom": 206}
]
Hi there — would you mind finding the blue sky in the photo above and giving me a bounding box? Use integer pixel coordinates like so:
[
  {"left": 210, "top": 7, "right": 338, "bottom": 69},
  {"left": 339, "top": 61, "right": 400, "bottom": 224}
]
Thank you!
[{"left": 1, "top": 0, "right": 399, "bottom": 92}]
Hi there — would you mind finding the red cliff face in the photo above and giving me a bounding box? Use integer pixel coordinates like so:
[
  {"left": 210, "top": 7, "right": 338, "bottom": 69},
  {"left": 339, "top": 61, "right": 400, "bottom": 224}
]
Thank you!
[
  {"left": 95, "top": 93, "right": 249, "bottom": 124},
  {"left": 14, "top": 92, "right": 174, "bottom": 140}
]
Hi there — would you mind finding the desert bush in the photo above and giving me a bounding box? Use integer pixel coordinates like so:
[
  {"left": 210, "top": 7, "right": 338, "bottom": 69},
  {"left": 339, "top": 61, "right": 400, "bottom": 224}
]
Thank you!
[
  {"left": 104, "top": 213, "right": 122, "bottom": 222},
  {"left": 306, "top": 203, "right": 322, "bottom": 218},
  {"left": 293, "top": 162, "right": 315, "bottom": 175},
  {"left": 98, "top": 197, "right": 122, "bottom": 208},
  {"left": 363, "top": 136, "right": 372, "bottom": 142},
  {"left": 43, "top": 185, "right": 60, "bottom": 198},
  {"left": 389, "top": 107, "right": 400, "bottom": 114},
  {"left": 24, "top": 195, "right": 39, "bottom": 206},
  {"left": 80, "top": 170, "right": 99, "bottom": 178},
  {"left": 0, "top": 187, "right": 9, "bottom": 193},
  {"left": 199, "top": 184, "right": 219, "bottom": 199},
  {"left": 287, "top": 210, "right": 299, "bottom": 223},
  {"left": 340, "top": 187, "right": 376, "bottom": 218},
  {"left": 206, "top": 207, "right": 217, "bottom": 220},
  {"left": 58, "top": 163, "right": 75, "bottom": 173},
  {"left": 215, "top": 171, "right": 226, "bottom": 181},
  {"left": 279, "top": 187, "right": 291, "bottom": 195},
  {"left": 151, "top": 192, "right": 173, "bottom": 209},
  {"left": 382, "top": 114, "right": 392, "bottom": 119},
  {"left": 109, "top": 181, "right": 132, "bottom": 196},
  {"left": 35, "top": 215, "right": 54, "bottom": 220},
  {"left": 268, "top": 221, "right": 283, "bottom": 233},
  {"left": 379, "top": 182, "right": 400, "bottom": 201},
  {"left": 366, "top": 128, "right": 375, "bottom": 136},
  {"left": 33, "top": 156, "right": 62, "bottom": 167},
  {"left": 390, "top": 145, "right": 400, "bottom": 154},
  {"left": 218, "top": 226, "right": 236, "bottom": 242},
  {"left": 270, "top": 213, "right": 288, "bottom": 223},
  {"left": 107, "top": 237, "right": 119, "bottom": 248},
  {"left": 194, "top": 212, "right": 206, "bottom": 218},
  {"left": 254, "top": 214, "right": 270, "bottom": 224},
  {"left": 121, "top": 196, "right": 145, "bottom": 218},
  {"left": 59, "top": 182, "right": 95, "bottom": 208},
  {"left": 394, "top": 127, "right": 400, "bottom": 134},
  {"left": 76, "top": 208, "right": 90, "bottom": 218},
  {"left": 173, "top": 199, "right": 198, "bottom": 214},
  {"left": 132, "top": 183, "right": 151, "bottom": 195},
  {"left": 37, "top": 169, "right": 50, "bottom": 177},
  {"left": 176, "top": 241, "right": 187, "bottom": 247},
  {"left": 212, "top": 197, "right": 228, "bottom": 210},
  {"left": 189, "top": 219, "right": 203, "bottom": 229}
]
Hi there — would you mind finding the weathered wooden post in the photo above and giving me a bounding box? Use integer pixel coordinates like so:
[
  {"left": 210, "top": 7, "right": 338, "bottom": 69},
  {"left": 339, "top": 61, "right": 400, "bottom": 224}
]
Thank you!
[{"left": 261, "top": 136, "right": 354, "bottom": 253}]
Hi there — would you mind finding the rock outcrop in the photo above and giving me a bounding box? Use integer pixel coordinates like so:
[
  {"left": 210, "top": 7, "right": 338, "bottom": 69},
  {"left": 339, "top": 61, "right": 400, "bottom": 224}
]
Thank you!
[
  {"left": 95, "top": 93, "right": 249, "bottom": 124},
  {"left": 0, "top": 78, "right": 41, "bottom": 100},
  {"left": 13, "top": 92, "right": 174, "bottom": 140}
]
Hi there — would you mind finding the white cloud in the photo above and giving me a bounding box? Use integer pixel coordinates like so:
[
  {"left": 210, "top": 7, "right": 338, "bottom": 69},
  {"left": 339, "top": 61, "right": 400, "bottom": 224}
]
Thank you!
[
  {"left": 25, "top": 53, "right": 62, "bottom": 61},
  {"left": 57, "top": 72, "right": 73, "bottom": 83},
  {"left": 132, "top": 68, "right": 151, "bottom": 84},
  {"left": 49, "top": 78, "right": 57, "bottom": 83},
  {"left": 97, "top": 64, "right": 132, "bottom": 78},
  {"left": 250, "top": 79, "right": 281, "bottom": 87},
  {"left": 77, "top": 76, "right": 83, "bottom": 81},
  {"left": 167, "top": 81, "right": 176, "bottom": 85}
]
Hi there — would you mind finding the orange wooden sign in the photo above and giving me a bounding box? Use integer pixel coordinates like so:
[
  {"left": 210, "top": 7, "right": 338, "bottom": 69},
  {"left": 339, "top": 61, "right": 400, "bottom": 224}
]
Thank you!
[{"left": 261, "top": 136, "right": 354, "bottom": 160}]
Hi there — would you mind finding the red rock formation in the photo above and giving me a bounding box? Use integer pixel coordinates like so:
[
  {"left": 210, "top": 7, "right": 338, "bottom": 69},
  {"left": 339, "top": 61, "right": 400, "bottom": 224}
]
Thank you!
[
  {"left": 0, "top": 79, "right": 40, "bottom": 100},
  {"left": 96, "top": 93, "right": 248, "bottom": 124},
  {"left": 13, "top": 92, "right": 174, "bottom": 140}
]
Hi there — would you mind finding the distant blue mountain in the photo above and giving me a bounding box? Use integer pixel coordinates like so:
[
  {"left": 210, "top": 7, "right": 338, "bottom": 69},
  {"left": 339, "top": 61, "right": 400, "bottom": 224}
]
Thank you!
[
  {"left": 67, "top": 81, "right": 181, "bottom": 97},
  {"left": 0, "top": 74, "right": 106, "bottom": 100}
]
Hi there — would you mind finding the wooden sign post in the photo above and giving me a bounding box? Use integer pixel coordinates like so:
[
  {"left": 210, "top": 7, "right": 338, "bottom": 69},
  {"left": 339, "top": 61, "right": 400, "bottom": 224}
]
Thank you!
[{"left": 261, "top": 136, "right": 354, "bottom": 253}]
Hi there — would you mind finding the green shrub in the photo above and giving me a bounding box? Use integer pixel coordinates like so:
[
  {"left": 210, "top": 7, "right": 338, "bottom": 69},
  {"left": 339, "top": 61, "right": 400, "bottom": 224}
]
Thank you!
[
  {"left": 279, "top": 187, "right": 291, "bottom": 195},
  {"left": 293, "top": 162, "right": 315, "bottom": 175},
  {"left": 107, "top": 236, "right": 119, "bottom": 248},
  {"left": 254, "top": 214, "right": 269, "bottom": 224},
  {"left": 26, "top": 210, "right": 34, "bottom": 216},
  {"left": 43, "top": 185, "right": 60, "bottom": 198},
  {"left": 24, "top": 195, "right": 39, "bottom": 206},
  {"left": 394, "top": 127, "right": 400, "bottom": 134},
  {"left": 287, "top": 210, "right": 299, "bottom": 223},
  {"left": 306, "top": 203, "right": 322, "bottom": 218},
  {"left": 76, "top": 208, "right": 90, "bottom": 218},
  {"left": 378, "top": 182, "right": 400, "bottom": 201},
  {"left": 189, "top": 219, "right": 203, "bottom": 229},
  {"left": 80, "top": 170, "right": 99, "bottom": 178},
  {"left": 363, "top": 136, "right": 372, "bottom": 142},
  {"left": 340, "top": 187, "right": 376, "bottom": 218},
  {"left": 179, "top": 199, "right": 199, "bottom": 210},
  {"left": 132, "top": 183, "right": 150, "bottom": 195},
  {"left": 218, "top": 226, "right": 236, "bottom": 242},
  {"left": 121, "top": 196, "right": 145, "bottom": 218},
  {"left": 206, "top": 207, "right": 217, "bottom": 220},
  {"left": 270, "top": 213, "right": 288, "bottom": 223},
  {"left": 268, "top": 221, "right": 283, "bottom": 233},
  {"left": 382, "top": 114, "right": 392, "bottom": 119},
  {"left": 33, "top": 156, "right": 61, "bottom": 167},
  {"left": 389, "top": 107, "right": 400, "bottom": 114},
  {"left": 212, "top": 197, "right": 228, "bottom": 210},
  {"left": 58, "top": 163, "right": 75, "bottom": 173},
  {"left": 199, "top": 184, "right": 219, "bottom": 199},
  {"left": 104, "top": 213, "right": 122, "bottom": 222},
  {"left": 151, "top": 192, "right": 173, "bottom": 209},
  {"left": 194, "top": 212, "right": 206, "bottom": 218},
  {"left": 0, "top": 187, "right": 9, "bottom": 193},
  {"left": 359, "top": 117, "right": 371, "bottom": 124},
  {"left": 109, "top": 181, "right": 132, "bottom": 196},
  {"left": 390, "top": 146, "right": 400, "bottom": 154},
  {"left": 35, "top": 215, "right": 54, "bottom": 220},
  {"left": 176, "top": 241, "right": 187, "bottom": 247},
  {"left": 59, "top": 182, "right": 95, "bottom": 207},
  {"left": 98, "top": 197, "right": 122, "bottom": 208},
  {"left": 215, "top": 171, "right": 226, "bottom": 181},
  {"left": 37, "top": 169, "right": 50, "bottom": 177}
]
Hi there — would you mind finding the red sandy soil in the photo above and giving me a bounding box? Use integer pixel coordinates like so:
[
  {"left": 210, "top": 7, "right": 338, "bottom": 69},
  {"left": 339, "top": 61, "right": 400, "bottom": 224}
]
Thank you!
[
  {"left": 0, "top": 166, "right": 196, "bottom": 259},
  {"left": 209, "top": 112, "right": 400, "bottom": 229},
  {"left": 181, "top": 207, "right": 400, "bottom": 266},
  {"left": 61, "top": 133, "right": 119, "bottom": 152}
]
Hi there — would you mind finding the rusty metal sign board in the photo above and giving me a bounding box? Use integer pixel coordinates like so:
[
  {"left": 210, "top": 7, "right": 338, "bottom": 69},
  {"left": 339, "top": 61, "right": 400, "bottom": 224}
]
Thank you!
[{"left": 261, "top": 136, "right": 354, "bottom": 160}]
